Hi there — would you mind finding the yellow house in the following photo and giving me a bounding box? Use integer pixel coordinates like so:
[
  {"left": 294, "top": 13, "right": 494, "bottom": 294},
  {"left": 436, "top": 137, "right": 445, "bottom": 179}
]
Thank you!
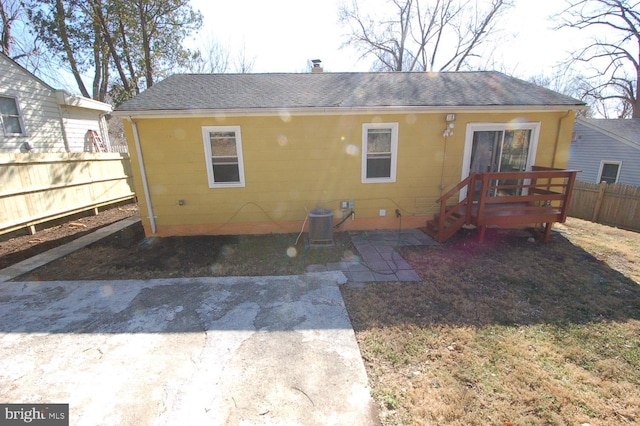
[{"left": 114, "top": 71, "right": 584, "bottom": 237}]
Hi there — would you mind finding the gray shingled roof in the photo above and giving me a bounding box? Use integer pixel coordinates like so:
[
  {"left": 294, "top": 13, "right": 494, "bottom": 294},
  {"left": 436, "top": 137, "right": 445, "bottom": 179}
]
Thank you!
[
  {"left": 577, "top": 118, "right": 640, "bottom": 149},
  {"left": 115, "top": 71, "right": 584, "bottom": 114}
]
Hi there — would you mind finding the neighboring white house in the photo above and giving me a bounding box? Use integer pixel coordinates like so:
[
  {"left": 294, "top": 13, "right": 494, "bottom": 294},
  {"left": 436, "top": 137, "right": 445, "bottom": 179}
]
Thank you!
[
  {"left": 0, "top": 52, "right": 112, "bottom": 153},
  {"left": 568, "top": 118, "right": 640, "bottom": 186}
]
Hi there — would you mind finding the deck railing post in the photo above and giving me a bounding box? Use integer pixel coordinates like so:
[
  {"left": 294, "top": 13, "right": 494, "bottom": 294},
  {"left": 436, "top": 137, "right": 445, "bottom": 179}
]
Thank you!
[
  {"left": 559, "top": 171, "right": 576, "bottom": 222},
  {"left": 466, "top": 174, "right": 475, "bottom": 223},
  {"left": 438, "top": 192, "right": 447, "bottom": 235},
  {"left": 476, "top": 173, "right": 488, "bottom": 223}
]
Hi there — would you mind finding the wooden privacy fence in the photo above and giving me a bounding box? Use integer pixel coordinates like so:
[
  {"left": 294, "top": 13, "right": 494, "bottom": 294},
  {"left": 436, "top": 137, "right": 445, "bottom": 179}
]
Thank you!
[
  {"left": 0, "top": 153, "right": 135, "bottom": 235},
  {"left": 569, "top": 180, "right": 640, "bottom": 231}
]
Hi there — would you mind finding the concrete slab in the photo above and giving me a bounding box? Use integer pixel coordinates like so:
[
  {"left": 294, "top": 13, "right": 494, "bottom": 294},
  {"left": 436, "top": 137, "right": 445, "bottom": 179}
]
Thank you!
[
  {"left": 0, "top": 272, "right": 379, "bottom": 425},
  {"left": 347, "top": 229, "right": 433, "bottom": 283},
  {"left": 366, "top": 261, "right": 396, "bottom": 275},
  {"left": 349, "top": 270, "right": 376, "bottom": 282}
]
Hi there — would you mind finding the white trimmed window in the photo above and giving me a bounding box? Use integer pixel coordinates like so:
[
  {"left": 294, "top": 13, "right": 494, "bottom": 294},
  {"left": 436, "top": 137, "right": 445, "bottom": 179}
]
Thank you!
[
  {"left": 0, "top": 95, "right": 26, "bottom": 136},
  {"left": 598, "top": 161, "right": 621, "bottom": 184},
  {"left": 362, "top": 122, "right": 399, "bottom": 183},
  {"left": 202, "top": 126, "right": 245, "bottom": 188}
]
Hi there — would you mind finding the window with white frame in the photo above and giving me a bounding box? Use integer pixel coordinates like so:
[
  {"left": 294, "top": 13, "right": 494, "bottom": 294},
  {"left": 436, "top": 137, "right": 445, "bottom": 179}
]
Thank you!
[
  {"left": 202, "top": 126, "right": 245, "bottom": 188},
  {"left": 362, "top": 122, "right": 399, "bottom": 183},
  {"left": 0, "top": 95, "right": 26, "bottom": 136},
  {"left": 598, "top": 161, "right": 621, "bottom": 184}
]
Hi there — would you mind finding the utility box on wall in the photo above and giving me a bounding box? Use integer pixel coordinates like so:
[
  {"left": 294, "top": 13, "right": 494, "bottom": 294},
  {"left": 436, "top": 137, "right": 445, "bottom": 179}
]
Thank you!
[{"left": 308, "top": 208, "right": 334, "bottom": 247}]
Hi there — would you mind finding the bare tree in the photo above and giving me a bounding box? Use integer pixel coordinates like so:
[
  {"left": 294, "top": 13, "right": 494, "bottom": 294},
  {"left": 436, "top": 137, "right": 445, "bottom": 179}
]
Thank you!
[
  {"left": 234, "top": 44, "right": 255, "bottom": 74},
  {"left": 188, "top": 37, "right": 231, "bottom": 73},
  {"left": 0, "top": 0, "right": 15, "bottom": 55},
  {"left": 558, "top": 0, "right": 640, "bottom": 118},
  {"left": 338, "top": 0, "right": 513, "bottom": 72},
  {"left": 187, "top": 37, "right": 255, "bottom": 74},
  {"left": 1, "top": 0, "right": 40, "bottom": 61},
  {"left": 528, "top": 65, "right": 595, "bottom": 117}
]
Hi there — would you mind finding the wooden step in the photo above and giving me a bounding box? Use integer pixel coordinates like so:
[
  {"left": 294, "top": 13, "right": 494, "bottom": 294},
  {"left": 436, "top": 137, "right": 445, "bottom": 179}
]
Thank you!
[
  {"left": 426, "top": 211, "right": 468, "bottom": 243},
  {"left": 431, "top": 214, "right": 463, "bottom": 229}
]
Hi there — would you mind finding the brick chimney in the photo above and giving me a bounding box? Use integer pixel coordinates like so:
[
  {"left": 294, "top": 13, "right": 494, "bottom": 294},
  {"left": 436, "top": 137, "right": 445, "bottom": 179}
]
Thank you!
[{"left": 311, "top": 59, "right": 323, "bottom": 73}]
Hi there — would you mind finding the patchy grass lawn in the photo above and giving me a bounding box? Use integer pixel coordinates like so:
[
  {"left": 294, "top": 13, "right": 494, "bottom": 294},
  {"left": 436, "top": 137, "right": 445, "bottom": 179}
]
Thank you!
[
  {"left": 556, "top": 219, "right": 640, "bottom": 284},
  {"left": 341, "top": 218, "right": 640, "bottom": 425}
]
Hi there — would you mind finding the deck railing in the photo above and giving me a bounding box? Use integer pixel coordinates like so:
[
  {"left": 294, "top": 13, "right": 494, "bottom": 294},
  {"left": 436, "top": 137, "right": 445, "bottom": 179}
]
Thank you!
[
  {"left": 431, "top": 174, "right": 475, "bottom": 242},
  {"left": 426, "top": 167, "right": 579, "bottom": 242}
]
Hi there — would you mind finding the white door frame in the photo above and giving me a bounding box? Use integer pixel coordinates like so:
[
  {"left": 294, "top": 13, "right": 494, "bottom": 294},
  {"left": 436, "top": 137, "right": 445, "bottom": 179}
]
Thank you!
[{"left": 460, "top": 122, "right": 541, "bottom": 200}]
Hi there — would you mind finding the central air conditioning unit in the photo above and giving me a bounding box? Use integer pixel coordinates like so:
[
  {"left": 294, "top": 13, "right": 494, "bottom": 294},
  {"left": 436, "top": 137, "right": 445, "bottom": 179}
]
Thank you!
[{"left": 308, "top": 208, "right": 334, "bottom": 247}]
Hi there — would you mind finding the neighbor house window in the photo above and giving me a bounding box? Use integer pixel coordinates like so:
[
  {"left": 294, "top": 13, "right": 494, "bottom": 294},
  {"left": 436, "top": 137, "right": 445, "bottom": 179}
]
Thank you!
[
  {"left": 362, "top": 122, "right": 398, "bottom": 183},
  {"left": 0, "top": 95, "right": 26, "bottom": 136},
  {"left": 598, "top": 161, "right": 621, "bottom": 184},
  {"left": 202, "top": 126, "right": 245, "bottom": 188}
]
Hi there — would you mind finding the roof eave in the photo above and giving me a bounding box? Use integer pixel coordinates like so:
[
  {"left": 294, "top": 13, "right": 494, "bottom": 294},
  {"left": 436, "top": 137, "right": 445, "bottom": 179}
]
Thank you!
[
  {"left": 575, "top": 117, "right": 640, "bottom": 150},
  {"left": 114, "top": 104, "right": 586, "bottom": 119},
  {"left": 55, "top": 90, "right": 112, "bottom": 112}
]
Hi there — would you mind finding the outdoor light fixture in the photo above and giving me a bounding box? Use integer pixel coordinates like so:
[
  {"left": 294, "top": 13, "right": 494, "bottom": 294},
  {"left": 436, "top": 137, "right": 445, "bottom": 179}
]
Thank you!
[{"left": 443, "top": 113, "right": 456, "bottom": 138}]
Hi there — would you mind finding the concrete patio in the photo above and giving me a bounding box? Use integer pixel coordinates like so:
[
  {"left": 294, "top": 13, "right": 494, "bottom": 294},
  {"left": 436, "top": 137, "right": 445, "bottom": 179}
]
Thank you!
[{"left": 0, "top": 273, "right": 380, "bottom": 425}]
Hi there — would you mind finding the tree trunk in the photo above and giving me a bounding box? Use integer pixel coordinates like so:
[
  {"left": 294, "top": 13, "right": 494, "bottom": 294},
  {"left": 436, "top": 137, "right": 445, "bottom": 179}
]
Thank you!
[
  {"left": 0, "top": 0, "right": 11, "bottom": 55},
  {"left": 100, "top": 46, "right": 109, "bottom": 102},
  {"left": 138, "top": 2, "right": 153, "bottom": 88},
  {"left": 91, "top": 19, "right": 102, "bottom": 100},
  {"left": 118, "top": 18, "right": 139, "bottom": 95},
  {"left": 91, "top": 0, "right": 132, "bottom": 95},
  {"left": 634, "top": 65, "right": 640, "bottom": 118},
  {"left": 54, "top": 0, "right": 90, "bottom": 98}
]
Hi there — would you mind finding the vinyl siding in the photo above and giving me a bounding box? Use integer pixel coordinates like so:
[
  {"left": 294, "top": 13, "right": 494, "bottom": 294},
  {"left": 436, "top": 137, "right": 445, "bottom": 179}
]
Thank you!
[
  {"left": 1, "top": 55, "right": 112, "bottom": 153},
  {"left": 568, "top": 122, "right": 640, "bottom": 185},
  {"left": 59, "top": 106, "right": 110, "bottom": 152},
  {"left": 0, "top": 56, "right": 66, "bottom": 152}
]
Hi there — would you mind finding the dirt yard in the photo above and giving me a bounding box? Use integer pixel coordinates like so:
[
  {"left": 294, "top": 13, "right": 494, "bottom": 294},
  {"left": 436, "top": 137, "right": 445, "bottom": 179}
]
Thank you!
[
  {"left": 2, "top": 203, "right": 354, "bottom": 281},
  {"left": 0, "top": 202, "right": 139, "bottom": 270}
]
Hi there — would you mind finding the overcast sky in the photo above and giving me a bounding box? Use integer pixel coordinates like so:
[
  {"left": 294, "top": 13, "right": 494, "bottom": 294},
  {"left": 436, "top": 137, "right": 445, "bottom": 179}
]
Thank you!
[{"left": 187, "top": 0, "right": 589, "bottom": 78}]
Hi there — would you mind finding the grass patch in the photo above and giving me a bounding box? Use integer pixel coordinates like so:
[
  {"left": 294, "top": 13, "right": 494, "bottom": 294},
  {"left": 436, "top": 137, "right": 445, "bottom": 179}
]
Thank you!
[{"left": 341, "top": 219, "right": 640, "bottom": 425}]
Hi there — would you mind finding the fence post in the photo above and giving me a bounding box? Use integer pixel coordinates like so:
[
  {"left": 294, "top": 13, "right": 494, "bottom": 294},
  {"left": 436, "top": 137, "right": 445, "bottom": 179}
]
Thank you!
[{"left": 592, "top": 181, "right": 607, "bottom": 222}]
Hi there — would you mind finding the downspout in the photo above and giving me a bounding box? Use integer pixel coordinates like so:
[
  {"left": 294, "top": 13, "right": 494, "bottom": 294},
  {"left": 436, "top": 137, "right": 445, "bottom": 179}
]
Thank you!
[
  {"left": 126, "top": 117, "right": 157, "bottom": 234},
  {"left": 552, "top": 110, "right": 573, "bottom": 169}
]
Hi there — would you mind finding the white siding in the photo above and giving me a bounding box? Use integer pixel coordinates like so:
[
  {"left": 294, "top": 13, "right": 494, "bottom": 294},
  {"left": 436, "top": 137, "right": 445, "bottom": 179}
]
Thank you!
[
  {"left": 0, "top": 55, "right": 67, "bottom": 153},
  {"left": 568, "top": 122, "right": 640, "bottom": 186},
  {"left": 59, "top": 106, "right": 110, "bottom": 152}
]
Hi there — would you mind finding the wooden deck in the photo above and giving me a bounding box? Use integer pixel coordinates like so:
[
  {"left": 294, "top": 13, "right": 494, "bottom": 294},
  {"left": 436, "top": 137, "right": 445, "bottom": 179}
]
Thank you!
[{"left": 425, "top": 167, "right": 579, "bottom": 243}]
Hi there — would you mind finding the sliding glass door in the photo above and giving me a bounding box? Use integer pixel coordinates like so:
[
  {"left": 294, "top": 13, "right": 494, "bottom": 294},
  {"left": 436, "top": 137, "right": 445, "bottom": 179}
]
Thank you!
[{"left": 462, "top": 123, "right": 540, "bottom": 199}]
